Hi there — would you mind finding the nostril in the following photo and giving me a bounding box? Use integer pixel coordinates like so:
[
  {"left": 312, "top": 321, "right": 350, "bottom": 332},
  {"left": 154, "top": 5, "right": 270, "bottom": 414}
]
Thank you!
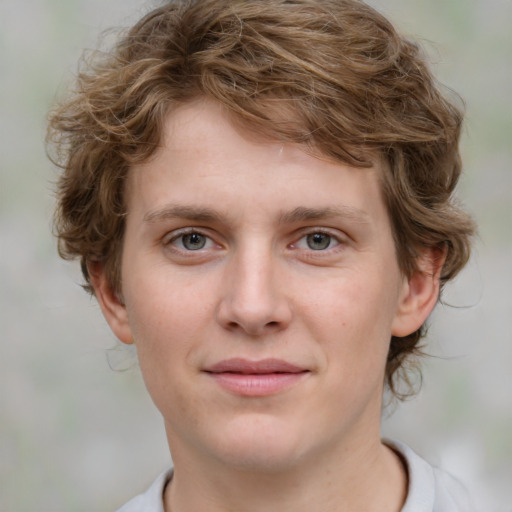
[
  {"left": 215, "top": 294, "right": 293, "bottom": 335},
  {"left": 227, "top": 320, "right": 279, "bottom": 328}
]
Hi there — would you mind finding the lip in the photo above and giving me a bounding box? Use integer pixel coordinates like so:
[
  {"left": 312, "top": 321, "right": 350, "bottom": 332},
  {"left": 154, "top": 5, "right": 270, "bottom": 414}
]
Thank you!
[{"left": 203, "top": 358, "right": 309, "bottom": 397}]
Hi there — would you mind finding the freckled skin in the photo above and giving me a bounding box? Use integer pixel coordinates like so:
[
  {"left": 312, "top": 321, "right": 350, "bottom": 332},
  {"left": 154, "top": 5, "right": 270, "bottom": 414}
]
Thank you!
[{"left": 93, "top": 98, "right": 439, "bottom": 511}]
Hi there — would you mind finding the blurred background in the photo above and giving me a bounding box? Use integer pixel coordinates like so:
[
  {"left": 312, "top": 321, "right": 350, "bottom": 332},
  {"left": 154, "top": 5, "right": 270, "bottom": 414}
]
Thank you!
[{"left": 1, "top": 0, "right": 510, "bottom": 510}]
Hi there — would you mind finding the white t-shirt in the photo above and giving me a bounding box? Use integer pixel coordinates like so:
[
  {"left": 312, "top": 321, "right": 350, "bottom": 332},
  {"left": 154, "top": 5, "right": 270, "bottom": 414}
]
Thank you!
[
  {"left": 386, "top": 440, "right": 474, "bottom": 512},
  {"left": 116, "top": 440, "right": 473, "bottom": 512}
]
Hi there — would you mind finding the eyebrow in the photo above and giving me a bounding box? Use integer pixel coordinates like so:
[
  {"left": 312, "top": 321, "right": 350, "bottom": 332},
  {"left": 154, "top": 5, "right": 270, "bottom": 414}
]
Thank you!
[
  {"left": 278, "top": 206, "right": 370, "bottom": 225},
  {"left": 143, "top": 205, "right": 223, "bottom": 224},
  {"left": 143, "top": 204, "right": 370, "bottom": 225}
]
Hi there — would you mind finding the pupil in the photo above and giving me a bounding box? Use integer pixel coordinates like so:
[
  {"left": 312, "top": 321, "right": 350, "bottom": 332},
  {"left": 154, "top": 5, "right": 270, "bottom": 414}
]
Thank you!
[
  {"left": 183, "top": 233, "right": 206, "bottom": 250},
  {"left": 307, "top": 233, "right": 330, "bottom": 250}
]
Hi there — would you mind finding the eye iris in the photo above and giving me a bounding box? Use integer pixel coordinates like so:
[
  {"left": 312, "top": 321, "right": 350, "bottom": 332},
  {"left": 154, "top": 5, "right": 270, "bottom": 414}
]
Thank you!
[
  {"left": 307, "top": 233, "right": 331, "bottom": 250},
  {"left": 182, "top": 233, "right": 206, "bottom": 250}
]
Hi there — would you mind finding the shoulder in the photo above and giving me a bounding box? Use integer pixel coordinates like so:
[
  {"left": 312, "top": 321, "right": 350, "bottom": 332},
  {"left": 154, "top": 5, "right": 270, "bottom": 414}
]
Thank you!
[
  {"left": 385, "top": 440, "right": 474, "bottom": 512},
  {"left": 115, "top": 468, "right": 173, "bottom": 512}
]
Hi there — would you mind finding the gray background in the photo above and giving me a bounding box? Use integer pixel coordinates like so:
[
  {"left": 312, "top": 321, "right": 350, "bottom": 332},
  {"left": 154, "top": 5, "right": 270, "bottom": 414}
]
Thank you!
[{"left": 1, "top": 0, "right": 511, "bottom": 510}]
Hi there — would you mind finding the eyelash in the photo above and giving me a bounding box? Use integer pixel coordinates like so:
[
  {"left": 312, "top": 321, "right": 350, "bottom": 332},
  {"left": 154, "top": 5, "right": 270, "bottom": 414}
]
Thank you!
[
  {"left": 163, "top": 229, "right": 218, "bottom": 253},
  {"left": 292, "top": 230, "right": 342, "bottom": 252},
  {"left": 162, "top": 228, "right": 347, "bottom": 257}
]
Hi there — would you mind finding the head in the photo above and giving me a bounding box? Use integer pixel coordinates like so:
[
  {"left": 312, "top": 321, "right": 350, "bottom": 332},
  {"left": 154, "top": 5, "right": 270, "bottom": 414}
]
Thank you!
[{"left": 48, "top": 0, "right": 474, "bottom": 397}]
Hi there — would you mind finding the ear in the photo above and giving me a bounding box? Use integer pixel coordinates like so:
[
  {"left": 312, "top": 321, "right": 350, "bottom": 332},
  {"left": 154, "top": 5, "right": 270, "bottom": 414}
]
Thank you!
[
  {"left": 88, "top": 262, "right": 134, "bottom": 345},
  {"left": 391, "top": 248, "right": 446, "bottom": 337}
]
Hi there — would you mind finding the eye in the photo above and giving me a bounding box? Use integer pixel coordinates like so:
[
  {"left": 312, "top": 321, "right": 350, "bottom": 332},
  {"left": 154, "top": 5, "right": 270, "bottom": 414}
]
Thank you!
[
  {"left": 181, "top": 232, "right": 207, "bottom": 250},
  {"left": 295, "top": 231, "right": 341, "bottom": 251},
  {"left": 167, "top": 231, "right": 215, "bottom": 251},
  {"left": 306, "top": 232, "right": 334, "bottom": 250}
]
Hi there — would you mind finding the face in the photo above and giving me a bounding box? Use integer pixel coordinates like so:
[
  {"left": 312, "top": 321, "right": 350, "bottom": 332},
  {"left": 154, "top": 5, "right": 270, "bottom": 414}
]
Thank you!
[{"left": 95, "top": 99, "right": 436, "bottom": 473}]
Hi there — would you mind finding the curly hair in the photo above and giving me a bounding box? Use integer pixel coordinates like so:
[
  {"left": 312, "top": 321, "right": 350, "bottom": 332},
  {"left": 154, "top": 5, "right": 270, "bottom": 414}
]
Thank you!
[{"left": 47, "top": 0, "right": 475, "bottom": 397}]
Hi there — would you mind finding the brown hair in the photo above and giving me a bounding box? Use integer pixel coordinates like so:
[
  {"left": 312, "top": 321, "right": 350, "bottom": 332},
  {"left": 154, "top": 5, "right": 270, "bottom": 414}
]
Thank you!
[{"left": 47, "top": 0, "right": 475, "bottom": 396}]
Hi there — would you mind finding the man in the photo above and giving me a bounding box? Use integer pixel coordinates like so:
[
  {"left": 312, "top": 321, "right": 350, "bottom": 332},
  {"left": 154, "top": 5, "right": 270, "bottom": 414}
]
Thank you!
[{"left": 47, "top": 0, "right": 475, "bottom": 510}]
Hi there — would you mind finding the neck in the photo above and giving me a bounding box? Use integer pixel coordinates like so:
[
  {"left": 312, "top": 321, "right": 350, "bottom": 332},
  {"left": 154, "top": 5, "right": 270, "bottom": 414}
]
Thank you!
[{"left": 164, "top": 434, "right": 407, "bottom": 512}]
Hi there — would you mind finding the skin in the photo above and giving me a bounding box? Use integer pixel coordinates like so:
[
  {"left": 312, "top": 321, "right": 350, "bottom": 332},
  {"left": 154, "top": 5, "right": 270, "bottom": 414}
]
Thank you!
[{"left": 91, "top": 98, "right": 442, "bottom": 511}]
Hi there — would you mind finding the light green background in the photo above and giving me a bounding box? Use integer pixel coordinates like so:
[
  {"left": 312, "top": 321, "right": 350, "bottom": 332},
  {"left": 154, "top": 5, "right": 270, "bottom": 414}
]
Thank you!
[{"left": 1, "top": 0, "right": 511, "bottom": 510}]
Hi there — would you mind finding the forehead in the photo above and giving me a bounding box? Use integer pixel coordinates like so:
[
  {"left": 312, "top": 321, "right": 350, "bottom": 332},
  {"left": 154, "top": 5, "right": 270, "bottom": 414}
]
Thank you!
[
  {"left": 158, "top": 97, "right": 378, "bottom": 168},
  {"left": 125, "top": 98, "right": 388, "bottom": 228}
]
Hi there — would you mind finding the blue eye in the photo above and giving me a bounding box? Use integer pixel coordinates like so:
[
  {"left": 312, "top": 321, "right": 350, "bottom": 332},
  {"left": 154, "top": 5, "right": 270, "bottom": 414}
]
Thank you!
[
  {"left": 306, "top": 233, "right": 332, "bottom": 250},
  {"left": 180, "top": 232, "right": 208, "bottom": 250},
  {"left": 292, "top": 231, "right": 342, "bottom": 252},
  {"left": 163, "top": 229, "right": 221, "bottom": 261},
  {"left": 167, "top": 231, "right": 213, "bottom": 251}
]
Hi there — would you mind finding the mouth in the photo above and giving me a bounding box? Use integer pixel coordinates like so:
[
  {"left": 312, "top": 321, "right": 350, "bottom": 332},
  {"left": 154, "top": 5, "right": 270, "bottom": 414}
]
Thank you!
[{"left": 203, "top": 358, "right": 310, "bottom": 397}]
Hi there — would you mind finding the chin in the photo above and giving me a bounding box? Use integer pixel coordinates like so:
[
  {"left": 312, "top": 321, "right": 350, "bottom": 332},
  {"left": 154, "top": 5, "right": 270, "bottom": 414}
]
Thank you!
[
  {"left": 206, "top": 415, "right": 309, "bottom": 473},
  {"left": 215, "top": 445, "right": 305, "bottom": 474}
]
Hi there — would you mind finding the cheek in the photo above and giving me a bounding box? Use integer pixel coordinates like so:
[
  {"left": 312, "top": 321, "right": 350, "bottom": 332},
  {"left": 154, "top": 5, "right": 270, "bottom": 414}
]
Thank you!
[
  {"left": 124, "top": 286, "right": 203, "bottom": 423},
  {"left": 301, "top": 271, "right": 398, "bottom": 369},
  {"left": 122, "top": 274, "right": 202, "bottom": 376},
  {"left": 125, "top": 265, "right": 211, "bottom": 333}
]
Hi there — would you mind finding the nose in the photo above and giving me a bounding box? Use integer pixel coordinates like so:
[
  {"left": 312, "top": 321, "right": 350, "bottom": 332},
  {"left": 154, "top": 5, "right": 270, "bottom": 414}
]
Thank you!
[{"left": 215, "top": 245, "right": 293, "bottom": 337}]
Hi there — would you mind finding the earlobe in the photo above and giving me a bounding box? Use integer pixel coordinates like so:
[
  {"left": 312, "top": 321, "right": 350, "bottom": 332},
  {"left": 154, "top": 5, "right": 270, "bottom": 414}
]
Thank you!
[
  {"left": 88, "top": 262, "right": 134, "bottom": 345},
  {"left": 391, "top": 248, "right": 445, "bottom": 337}
]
